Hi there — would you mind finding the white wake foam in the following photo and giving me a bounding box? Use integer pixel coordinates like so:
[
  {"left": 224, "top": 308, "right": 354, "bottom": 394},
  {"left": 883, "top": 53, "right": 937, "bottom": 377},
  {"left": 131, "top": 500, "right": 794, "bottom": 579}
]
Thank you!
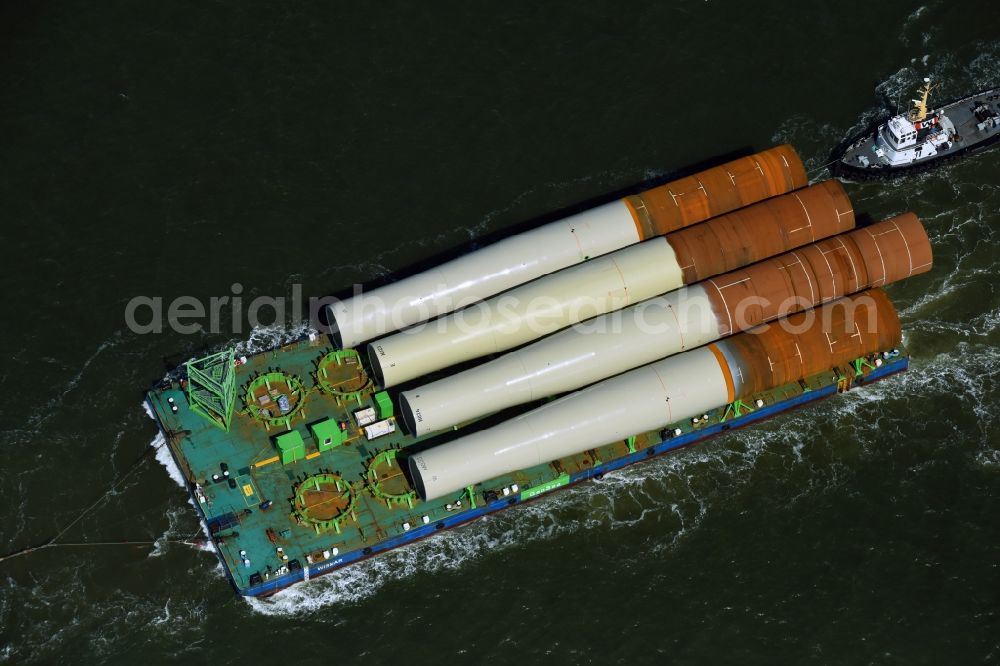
[
  {"left": 232, "top": 322, "right": 317, "bottom": 358},
  {"left": 148, "top": 430, "right": 186, "bottom": 490}
]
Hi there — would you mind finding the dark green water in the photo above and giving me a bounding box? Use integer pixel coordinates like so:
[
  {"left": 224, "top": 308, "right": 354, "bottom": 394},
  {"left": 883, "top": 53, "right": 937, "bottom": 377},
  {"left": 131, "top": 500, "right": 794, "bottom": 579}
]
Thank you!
[{"left": 2, "top": 1, "right": 999, "bottom": 663}]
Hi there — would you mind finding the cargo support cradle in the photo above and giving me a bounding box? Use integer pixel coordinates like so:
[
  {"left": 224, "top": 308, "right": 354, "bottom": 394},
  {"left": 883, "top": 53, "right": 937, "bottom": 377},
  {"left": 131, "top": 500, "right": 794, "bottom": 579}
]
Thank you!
[{"left": 233, "top": 356, "right": 908, "bottom": 597}]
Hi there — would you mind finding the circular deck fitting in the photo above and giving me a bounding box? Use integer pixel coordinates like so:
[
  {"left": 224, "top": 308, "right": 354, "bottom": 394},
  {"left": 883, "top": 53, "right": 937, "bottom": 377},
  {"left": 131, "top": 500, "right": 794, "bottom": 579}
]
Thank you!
[
  {"left": 243, "top": 371, "right": 307, "bottom": 427},
  {"left": 291, "top": 473, "right": 357, "bottom": 534},
  {"left": 365, "top": 449, "right": 416, "bottom": 509},
  {"left": 315, "top": 349, "right": 372, "bottom": 401}
]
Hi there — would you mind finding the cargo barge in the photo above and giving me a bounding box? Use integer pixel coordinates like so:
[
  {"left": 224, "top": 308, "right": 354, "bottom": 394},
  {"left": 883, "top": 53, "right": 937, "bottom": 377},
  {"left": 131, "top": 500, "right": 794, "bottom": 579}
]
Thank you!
[{"left": 146, "top": 145, "right": 932, "bottom": 597}]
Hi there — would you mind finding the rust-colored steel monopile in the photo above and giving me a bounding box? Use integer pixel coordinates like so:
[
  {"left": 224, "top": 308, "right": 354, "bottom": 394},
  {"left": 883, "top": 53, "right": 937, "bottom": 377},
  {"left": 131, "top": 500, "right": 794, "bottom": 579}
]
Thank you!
[
  {"left": 717, "top": 288, "right": 902, "bottom": 396},
  {"left": 666, "top": 179, "right": 854, "bottom": 283},
  {"left": 702, "top": 213, "right": 932, "bottom": 336},
  {"left": 624, "top": 144, "right": 808, "bottom": 238}
]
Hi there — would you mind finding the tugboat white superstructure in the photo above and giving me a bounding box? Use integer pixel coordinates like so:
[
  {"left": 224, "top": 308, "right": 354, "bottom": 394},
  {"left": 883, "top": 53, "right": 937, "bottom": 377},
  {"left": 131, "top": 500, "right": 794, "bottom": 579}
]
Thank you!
[{"left": 833, "top": 77, "right": 1000, "bottom": 180}]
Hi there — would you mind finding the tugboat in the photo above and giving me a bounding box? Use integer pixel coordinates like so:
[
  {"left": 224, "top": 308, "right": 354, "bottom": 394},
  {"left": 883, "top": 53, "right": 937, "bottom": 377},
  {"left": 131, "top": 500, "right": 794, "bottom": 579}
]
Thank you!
[{"left": 832, "top": 78, "right": 1000, "bottom": 180}]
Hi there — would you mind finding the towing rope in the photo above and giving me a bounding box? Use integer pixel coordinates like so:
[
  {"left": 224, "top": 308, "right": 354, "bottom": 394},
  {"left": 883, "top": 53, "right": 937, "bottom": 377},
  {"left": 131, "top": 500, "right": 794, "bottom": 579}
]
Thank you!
[{"left": 0, "top": 438, "right": 200, "bottom": 564}]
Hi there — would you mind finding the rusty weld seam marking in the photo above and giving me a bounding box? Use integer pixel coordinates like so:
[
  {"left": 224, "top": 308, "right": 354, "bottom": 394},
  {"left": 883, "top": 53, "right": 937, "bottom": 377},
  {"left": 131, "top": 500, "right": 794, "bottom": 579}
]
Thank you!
[
  {"left": 789, "top": 250, "right": 816, "bottom": 305},
  {"left": 713, "top": 276, "right": 751, "bottom": 289},
  {"left": 665, "top": 301, "right": 685, "bottom": 350},
  {"left": 816, "top": 245, "right": 839, "bottom": 301},
  {"left": 889, "top": 217, "right": 914, "bottom": 274},
  {"left": 678, "top": 239, "right": 697, "bottom": 276},
  {"left": 610, "top": 258, "right": 629, "bottom": 304},
  {"left": 791, "top": 192, "right": 814, "bottom": 239},
  {"left": 706, "top": 279, "right": 734, "bottom": 336},
  {"left": 865, "top": 228, "right": 888, "bottom": 285},
  {"left": 834, "top": 237, "right": 860, "bottom": 292},
  {"left": 818, "top": 244, "right": 844, "bottom": 302},
  {"left": 650, "top": 364, "right": 673, "bottom": 422},
  {"left": 568, "top": 219, "right": 585, "bottom": 258}
]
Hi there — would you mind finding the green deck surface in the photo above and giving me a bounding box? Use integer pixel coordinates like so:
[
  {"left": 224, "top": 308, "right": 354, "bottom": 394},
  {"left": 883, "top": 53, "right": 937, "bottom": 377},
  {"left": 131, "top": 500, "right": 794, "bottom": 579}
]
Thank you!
[
  {"left": 147, "top": 337, "right": 631, "bottom": 592},
  {"left": 147, "top": 336, "right": 897, "bottom": 594}
]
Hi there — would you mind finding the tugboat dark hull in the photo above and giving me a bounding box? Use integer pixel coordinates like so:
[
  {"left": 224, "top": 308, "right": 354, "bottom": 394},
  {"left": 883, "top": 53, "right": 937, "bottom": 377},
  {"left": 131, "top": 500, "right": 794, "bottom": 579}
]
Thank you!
[
  {"left": 831, "top": 87, "right": 1000, "bottom": 181},
  {"left": 832, "top": 129, "right": 1000, "bottom": 181}
]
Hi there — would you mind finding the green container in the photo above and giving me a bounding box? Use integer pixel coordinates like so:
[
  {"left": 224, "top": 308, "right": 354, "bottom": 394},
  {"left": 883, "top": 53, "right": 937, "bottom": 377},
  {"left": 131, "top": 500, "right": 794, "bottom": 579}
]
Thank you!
[
  {"left": 310, "top": 418, "right": 344, "bottom": 453},
  {"left": 275, "top": 430, "right": 306, "bottom": 465},
  {"left": 374, "top": 391, "right": 394, "bottom": 419}
]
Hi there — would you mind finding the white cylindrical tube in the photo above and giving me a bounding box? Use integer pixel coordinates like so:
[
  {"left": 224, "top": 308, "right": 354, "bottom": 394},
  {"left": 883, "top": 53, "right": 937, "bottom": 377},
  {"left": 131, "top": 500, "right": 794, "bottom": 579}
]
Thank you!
[
  {"left": 398, "top": 212, "right": 931, "bottom": 436},
  {"left": 407, "top": 347, "right": 732, "bottom": 501},
  {"left": 400, "top": 284, "right": 723, "bottom": 435},
  {"left": 370, "top": 179, "right": 855, "bottom": 387},
  {"left": 330, "top": 145, "right": 809, "bottom": 348},
  {"left": 328, "top": 201, "right": 641, "bottom": 348},
  {"left": 369, "top": 238, "right": 683, "bottom": 386},
  {"left": 407, "top": 288, "right": 906, "bottom": 501}
]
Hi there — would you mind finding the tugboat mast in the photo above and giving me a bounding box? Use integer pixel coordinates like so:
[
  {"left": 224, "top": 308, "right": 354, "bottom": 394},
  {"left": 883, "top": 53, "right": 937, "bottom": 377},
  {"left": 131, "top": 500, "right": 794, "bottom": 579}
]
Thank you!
[{"left": 908, "top": 77, "right": 935, "bottom": 122}]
